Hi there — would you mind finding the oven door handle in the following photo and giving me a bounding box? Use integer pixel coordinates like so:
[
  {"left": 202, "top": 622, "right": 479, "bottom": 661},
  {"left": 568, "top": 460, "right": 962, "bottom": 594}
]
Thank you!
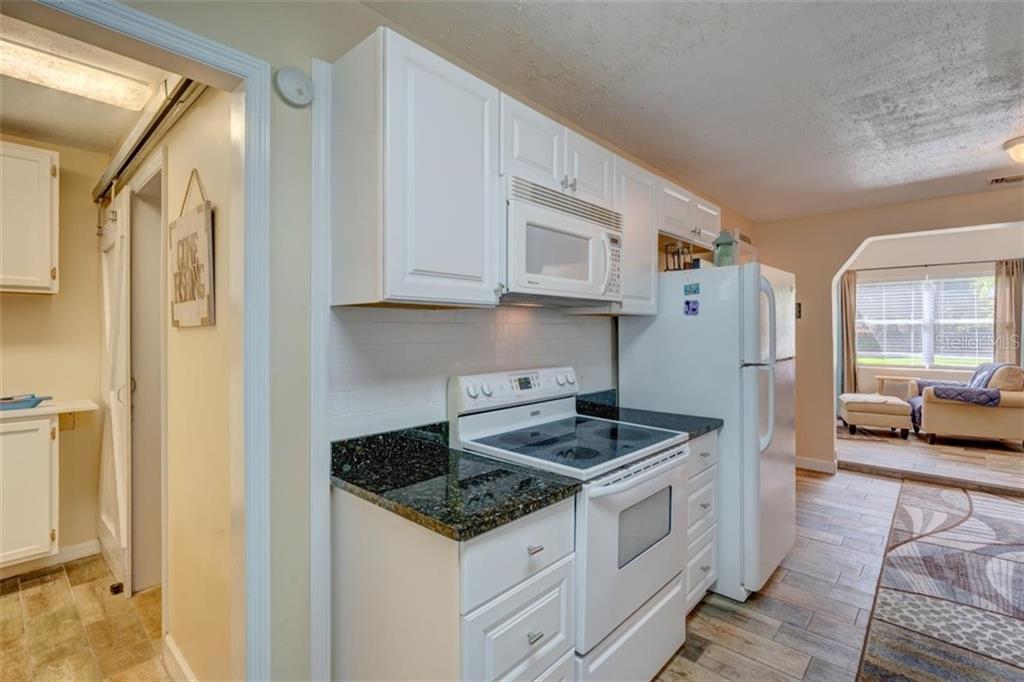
[{"left": 587, "top": 449, "right": 689, "bottom": 499}]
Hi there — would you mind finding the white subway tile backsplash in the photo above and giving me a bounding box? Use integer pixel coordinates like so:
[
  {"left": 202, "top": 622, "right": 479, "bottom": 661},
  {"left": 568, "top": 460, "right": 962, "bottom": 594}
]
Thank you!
[{"left": 328, "top": 306, "right": 615, "bottom": 440}]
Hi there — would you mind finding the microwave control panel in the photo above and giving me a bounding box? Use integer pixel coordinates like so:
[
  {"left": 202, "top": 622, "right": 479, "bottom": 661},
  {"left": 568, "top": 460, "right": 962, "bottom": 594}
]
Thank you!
[{"left": 606, "top": 234, "right": 622, "bottom": 295}]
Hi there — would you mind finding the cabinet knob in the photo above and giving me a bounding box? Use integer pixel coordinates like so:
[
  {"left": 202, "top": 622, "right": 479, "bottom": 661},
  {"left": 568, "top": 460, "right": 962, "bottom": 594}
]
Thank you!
[
  {"left": 527, "top": 631, "right": 544, "bottom": 646},
  {"left": 527, "top": 544, "right": 544, "bottom": 556},
  {"left": 701, "top": 564, "right": 711, "bottom": 573},
  {"left": 700, "top": 502, "right": 711, "bottom": 510},
  {"left": 700, "top": 451, "right": 712, "bottom": 458},
  {"left": 560, "top": 175, "right": 569, "bottom": 190},
  {"left": 568, "top": 178, "right": 577, "bottom": 192}
]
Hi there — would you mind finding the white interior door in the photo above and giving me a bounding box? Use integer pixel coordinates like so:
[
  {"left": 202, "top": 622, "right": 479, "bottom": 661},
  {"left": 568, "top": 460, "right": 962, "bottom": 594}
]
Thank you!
[{"left": 98, "top": 191, "right": 132, "bottom": 593}]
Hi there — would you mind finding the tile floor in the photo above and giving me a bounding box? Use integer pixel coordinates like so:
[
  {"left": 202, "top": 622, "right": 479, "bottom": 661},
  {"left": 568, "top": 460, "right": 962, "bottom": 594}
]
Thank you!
[
  {"left": 658, "top": 469, "right": 901, "bottom": 681},
  {"left": 0, "top": 555, "right": 167, "bottom": 682},
  {"left": 837, "top": 424, "right": 1024, "bottom": 495}
]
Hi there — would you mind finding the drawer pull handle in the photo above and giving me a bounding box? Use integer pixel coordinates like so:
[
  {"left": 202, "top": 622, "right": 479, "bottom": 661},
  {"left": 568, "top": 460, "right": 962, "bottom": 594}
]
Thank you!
[
  {"left": 527, "top": 631, "right": 544, "bottom": 646},
  {"left": 700, "top": 502, "right": 711, "bottom": 510},
  {"left": 701, "top": 564, "right": 711, "bottom": 573},
  {"left": 527, "top": 544, "right": 544, "bottom": 556},
  {"left": 700, "top": 451, "right": 712, "bottom": 458}
]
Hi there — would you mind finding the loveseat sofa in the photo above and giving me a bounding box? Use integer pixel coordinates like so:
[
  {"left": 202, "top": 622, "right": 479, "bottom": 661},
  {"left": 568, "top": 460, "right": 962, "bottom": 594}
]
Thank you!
[{"left": 908, "top": 363, "right": 1024, "bottom": 446}]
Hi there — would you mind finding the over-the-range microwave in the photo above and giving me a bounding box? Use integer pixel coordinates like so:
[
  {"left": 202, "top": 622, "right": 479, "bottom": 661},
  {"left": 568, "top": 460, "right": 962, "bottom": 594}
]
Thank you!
[{"left": 501, "top": 177, "right": 624, "bottom": 306}]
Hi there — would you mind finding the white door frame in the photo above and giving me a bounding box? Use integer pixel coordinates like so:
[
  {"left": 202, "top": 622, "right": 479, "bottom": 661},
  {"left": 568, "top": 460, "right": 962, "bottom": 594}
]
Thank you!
[
  {"left": 20, "top": 1, "right": 272, "bottom": 678},
  {"left": 309, "top": 58, "right": 332, "bottom": 681}
]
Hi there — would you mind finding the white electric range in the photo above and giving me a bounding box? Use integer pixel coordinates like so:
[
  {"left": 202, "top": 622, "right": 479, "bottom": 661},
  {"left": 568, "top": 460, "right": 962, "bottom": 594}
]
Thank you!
[{"left": 449, "top": 367, "right": 691, "bottom": 681}]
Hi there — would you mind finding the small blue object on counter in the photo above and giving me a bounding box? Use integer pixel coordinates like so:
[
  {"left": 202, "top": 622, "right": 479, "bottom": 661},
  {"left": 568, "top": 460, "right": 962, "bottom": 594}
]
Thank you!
[{"left": 0, "top": 394, "right": 53, "bottom": 411}]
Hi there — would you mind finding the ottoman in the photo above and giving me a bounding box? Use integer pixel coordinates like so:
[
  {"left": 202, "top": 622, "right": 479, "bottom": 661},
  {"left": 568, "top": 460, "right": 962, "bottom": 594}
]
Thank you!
[{"left": 839, "top": 393, "right": 912, "bottom": 439}]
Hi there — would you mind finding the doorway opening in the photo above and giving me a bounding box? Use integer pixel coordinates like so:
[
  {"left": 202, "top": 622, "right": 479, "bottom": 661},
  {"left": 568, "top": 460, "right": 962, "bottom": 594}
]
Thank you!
[{"left": 831, "top": 222, "right": 1024, "bottom": 495}]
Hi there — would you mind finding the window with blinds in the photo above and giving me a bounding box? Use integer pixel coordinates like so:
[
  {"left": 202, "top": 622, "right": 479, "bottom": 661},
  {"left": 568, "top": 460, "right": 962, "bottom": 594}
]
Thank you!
[{"left": 855, "top": 265, "right": 995, "bottom": 368}]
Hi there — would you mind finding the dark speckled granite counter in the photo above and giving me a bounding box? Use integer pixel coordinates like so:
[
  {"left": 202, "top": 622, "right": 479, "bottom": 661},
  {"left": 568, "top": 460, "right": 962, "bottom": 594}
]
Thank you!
[
  {"left": 331, "top": 425, "right": 580, "bottom": 541},
  {"left": 576, "top": 390, "right": 723, "bottom": 439}
]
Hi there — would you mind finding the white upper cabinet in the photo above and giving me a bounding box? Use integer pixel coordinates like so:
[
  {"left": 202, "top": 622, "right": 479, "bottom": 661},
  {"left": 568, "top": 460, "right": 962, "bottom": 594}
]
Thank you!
[
  {"left": 613, "top": 157, "right": 659, "bottom": 315},
  {"left": 694, "top": 198, "right": 722, "bottom": 246},
  {"left": 659, "top": 181, "right": 696, "bottom": 241},
  {"left": 565, "top": 129, "right": 615, "bottom": 209},
  {"left": 500, "top": 96, "right": 615, "bottom": 209},
  {"left": 500, "top": 94, "right": 565, "bottom": 193},
  {"left": 0, "top": 141, "right": 59, "bottom": 294},
  {"left": 331, "top": 28, "right": 501, "bottom": 307}
]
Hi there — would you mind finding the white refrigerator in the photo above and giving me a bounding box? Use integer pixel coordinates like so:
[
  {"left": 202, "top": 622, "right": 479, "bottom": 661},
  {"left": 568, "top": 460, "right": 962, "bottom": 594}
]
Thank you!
[{"left": 619, "top": 263, "right": 796, "bottom": 601}]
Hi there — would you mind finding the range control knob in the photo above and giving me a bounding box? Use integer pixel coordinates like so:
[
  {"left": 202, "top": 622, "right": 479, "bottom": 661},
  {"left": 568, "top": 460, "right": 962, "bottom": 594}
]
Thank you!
[
  {"left": 567, "top": 374, "right": 576, "bottom": 385},
  {"left": 556, "top": 375, "right": 567, "bottom": 386},
  {"left": 481, "top": 383, "right": 494, "bottom": 397},
  {"left": 465, "top": 384, "right": 479, "bottom": 399}
]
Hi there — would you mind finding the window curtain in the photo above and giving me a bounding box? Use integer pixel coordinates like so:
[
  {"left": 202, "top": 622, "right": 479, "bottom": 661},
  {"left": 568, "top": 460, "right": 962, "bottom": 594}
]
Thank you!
[
  {"left": 840, "top": 270, "right": 858, "bottom": 393},
  {"left": 994, "top": 258, "right": 1023, "bottom": 366}
]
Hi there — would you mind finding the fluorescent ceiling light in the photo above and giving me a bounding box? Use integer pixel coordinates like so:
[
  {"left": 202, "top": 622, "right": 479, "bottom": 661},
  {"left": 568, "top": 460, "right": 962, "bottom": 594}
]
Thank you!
[
  {"left": 1005, "top": 136, "right": 1024, "bottom": 164},
  {"left": 0, "top": 38, "right": 151, "bottom": 110}
]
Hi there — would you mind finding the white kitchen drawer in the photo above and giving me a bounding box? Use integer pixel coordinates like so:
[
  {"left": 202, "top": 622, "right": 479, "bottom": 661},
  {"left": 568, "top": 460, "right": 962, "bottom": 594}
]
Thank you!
[
  {"left": 685, "top": 525, "right": 717, "bottom": 613},
  {"left": 686, "top": 464, "right": 717, "bottom": 546},
  {"left": 688, "top": 432, "right": 718, "bottom": 477},
  {"left": 575, "top": 571, "right": 685, "bottom": 682},
  {"left": 461, "top": 498, "right": 574, "bottom": 612},
  {"left": 534, "top": 649, "right": 575, "bottom": 682},
  {"left": 462, "top": 554, "right": 575, "bottom": 682}
]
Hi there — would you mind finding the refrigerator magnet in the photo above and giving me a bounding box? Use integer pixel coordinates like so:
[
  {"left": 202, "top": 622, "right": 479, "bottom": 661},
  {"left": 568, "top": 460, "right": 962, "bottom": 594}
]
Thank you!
[
  {"left": 684, "top": 300, "right": 700, "bottom": 316},
  {"left": 683, "top": 283, "right": 700, "bottom": 296}
]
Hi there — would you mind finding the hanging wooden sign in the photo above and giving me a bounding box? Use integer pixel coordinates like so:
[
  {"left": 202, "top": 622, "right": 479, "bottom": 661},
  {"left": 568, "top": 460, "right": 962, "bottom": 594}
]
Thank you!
[{"left": 169, "top": 168, "right": 215, "bottom": 327}]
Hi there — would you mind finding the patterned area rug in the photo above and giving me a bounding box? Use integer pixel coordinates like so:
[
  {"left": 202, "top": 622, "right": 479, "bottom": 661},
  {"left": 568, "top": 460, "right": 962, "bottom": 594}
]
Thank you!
[{"left": 859, "top": 481, "right": 1024, "bottom": 679}]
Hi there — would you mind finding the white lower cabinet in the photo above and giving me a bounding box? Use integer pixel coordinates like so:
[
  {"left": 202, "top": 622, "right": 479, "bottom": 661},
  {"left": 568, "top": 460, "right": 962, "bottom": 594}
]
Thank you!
[
  {"left": 462, "top": 555, "right": 575, "bottom": 681},
  {"left": 0, "top": 416, "right": 58, "bottom": 567},
  {"left": 332, "top": 493, "right": 575, "bottom": 681},
  {"left": 684, "top": 431, "right": 719, "bottom": 613}
]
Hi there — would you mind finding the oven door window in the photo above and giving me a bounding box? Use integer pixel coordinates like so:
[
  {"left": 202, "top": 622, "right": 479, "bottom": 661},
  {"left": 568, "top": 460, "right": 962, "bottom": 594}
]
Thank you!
[
  {"left": 525, "top": 223, "right": 590, "bottom": 282},
  {"left": 617, "top": 486, "right": 672, "bottom": 568}
]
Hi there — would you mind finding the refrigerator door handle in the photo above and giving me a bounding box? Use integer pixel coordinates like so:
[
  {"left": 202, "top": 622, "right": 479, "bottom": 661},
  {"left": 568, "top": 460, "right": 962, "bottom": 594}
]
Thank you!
[
  {"left": 760, "top": 275, "right": 777, "bottom": 365},
  {"left": 760, "top": 364, "right": 775, "bottom": 453}
]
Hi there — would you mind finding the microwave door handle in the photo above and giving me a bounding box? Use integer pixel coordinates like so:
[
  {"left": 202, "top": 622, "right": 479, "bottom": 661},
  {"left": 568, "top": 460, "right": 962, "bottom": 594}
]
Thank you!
[
  {"left": 587, "top": 449, "right": 689, "bottom": 499},
  {"left": 600, "top": 232, "right": 612, "bottom": 294}
]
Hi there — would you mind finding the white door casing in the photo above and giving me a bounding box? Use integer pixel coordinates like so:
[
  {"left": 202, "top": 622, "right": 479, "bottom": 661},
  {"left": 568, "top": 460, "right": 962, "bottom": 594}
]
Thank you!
[{"left": 98, "top": 190, "right": 133, "bottom": 595}]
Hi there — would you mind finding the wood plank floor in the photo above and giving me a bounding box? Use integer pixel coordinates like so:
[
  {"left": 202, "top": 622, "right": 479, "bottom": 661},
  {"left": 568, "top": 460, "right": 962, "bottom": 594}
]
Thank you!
[
  {"left": 836, "top": 426, "right": 1024, "bottom": 495},
  {"left": 658, "top": 469, "right": 902, "bottom": 682}
]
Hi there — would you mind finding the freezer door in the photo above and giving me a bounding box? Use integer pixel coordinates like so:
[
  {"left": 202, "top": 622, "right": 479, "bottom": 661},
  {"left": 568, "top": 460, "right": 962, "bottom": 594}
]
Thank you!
[
  {"left": 741, "top": 360, "right": 795, "bottom": 592},
  {"left": 762, "top": 265, "right": 797, "bottom": 360}
]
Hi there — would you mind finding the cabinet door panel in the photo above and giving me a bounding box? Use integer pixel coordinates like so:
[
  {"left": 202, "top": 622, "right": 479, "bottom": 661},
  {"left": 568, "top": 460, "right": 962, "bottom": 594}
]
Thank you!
[
  {"left": 614, "top": 158, "right": 658, "bottom": 315},
  {"left": 566, "top": 130, "right": 614, "bottom": 209},
  {"left": 695, "top": 198, "right": 722, "bottom": 246},
  {"left": 0, "top": 418, "right": 57, "bottom": 566},
  {"left": 501, "top": 95, "right": 565, "bottom": 192},
  {"left": 0, "top": 142, "right": 58, "bottom": 293},
  {"left": 659, "top": 181, "right": 695, "bottom": 240},
  {"left": 384, "top": 32, "right": 500, "bottom": 305}
]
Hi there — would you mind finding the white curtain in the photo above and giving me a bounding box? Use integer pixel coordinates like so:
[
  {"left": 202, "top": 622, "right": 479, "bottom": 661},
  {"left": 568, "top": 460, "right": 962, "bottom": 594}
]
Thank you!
[{"left": 994, "top": 258, "right": 1023, "bottom": 365}]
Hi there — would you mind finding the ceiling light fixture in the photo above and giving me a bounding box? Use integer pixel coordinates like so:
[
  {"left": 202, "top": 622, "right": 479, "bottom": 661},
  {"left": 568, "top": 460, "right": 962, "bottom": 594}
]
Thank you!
[
  {"left": 1004, "top": 136, "right": 1024, "bottom": 163},
  {"left": 0, "top": 38, "right": 152, "bottom": 110}
]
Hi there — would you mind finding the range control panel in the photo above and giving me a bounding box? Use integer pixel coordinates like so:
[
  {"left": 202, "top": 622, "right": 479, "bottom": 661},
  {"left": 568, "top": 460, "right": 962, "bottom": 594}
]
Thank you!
[{"left": 448, "top": 366, "right": 578, "bottom": 415}]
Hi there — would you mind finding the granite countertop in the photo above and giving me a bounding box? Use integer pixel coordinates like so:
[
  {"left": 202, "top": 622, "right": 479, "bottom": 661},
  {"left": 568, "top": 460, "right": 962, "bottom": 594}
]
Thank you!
[
  {"left": 576, "top": 390, "right": 724, "bottom": 439},
  {"left": 331, "top": 423, "right": 580, "bottom": 541}
]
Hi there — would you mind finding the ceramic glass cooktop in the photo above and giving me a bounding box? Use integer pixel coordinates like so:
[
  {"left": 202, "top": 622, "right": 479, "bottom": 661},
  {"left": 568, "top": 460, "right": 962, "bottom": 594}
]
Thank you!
[{"left": 473, "top": 416, "right": 680, "bottom": 471}]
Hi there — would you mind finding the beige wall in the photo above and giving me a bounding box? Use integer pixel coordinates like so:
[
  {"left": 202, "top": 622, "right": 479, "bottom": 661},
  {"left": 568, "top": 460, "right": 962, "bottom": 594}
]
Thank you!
[
  {"left": 0, "top": 133, "right": 105, "bottom": 548},
  {"left": 754, "top": 187, "right": 1024, "bottom": 469},
  {"left": 133, "top": 88, "right": 235, "bottom": 682}
]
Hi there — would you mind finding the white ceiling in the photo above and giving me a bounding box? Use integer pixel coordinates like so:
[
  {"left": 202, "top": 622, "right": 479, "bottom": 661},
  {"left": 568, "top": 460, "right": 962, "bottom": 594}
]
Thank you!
[
  {"left": 0, "top": 16, "right": 169, "bottom": 154},
  {"left": 368, "top": 2, "right": 1024, "bottom": 222}
]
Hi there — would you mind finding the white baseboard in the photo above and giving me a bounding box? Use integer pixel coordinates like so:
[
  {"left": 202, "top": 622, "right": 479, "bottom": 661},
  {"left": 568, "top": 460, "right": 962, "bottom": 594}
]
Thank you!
[
  {"left": 163, "top": 635, "right": 198, "bottom": 682},
  {"left": 0, "top": 539, "right": 101, "bottom": 580},
  {"left": 796, "top": 456, "right": 837, "bottom": 474}
]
